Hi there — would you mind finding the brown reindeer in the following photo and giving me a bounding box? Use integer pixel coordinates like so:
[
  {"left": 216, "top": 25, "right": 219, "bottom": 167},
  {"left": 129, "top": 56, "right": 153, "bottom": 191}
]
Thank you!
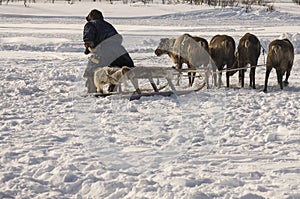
[
  {"left": 209, "top": 35, "right": 236, "bottom": 88},
  {"left": 227, "top": 33, "right": 261, "bottom": 88},
  {"left": 155, "top": 33, "right": 209, "bottom": 86},
  {"left": 263, "top": 39, "right": 294, "bottom": 92}
]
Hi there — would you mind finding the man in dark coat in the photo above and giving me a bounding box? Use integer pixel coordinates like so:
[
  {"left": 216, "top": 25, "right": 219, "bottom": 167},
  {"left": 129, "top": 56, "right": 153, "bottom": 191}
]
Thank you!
[{"left": 83, "top": 9, "right": 134, "bottom": 93}]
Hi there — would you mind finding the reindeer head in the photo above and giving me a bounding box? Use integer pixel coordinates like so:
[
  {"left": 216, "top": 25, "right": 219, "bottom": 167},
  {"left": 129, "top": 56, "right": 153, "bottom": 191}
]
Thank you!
[{"left": 155, "top": 38, "right": 175, "bottom": 56}]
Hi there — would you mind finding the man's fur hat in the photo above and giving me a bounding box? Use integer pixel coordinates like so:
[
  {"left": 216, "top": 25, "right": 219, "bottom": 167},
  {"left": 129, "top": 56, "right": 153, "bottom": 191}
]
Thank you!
[{"left": 86, "top": 9, "right": 104, "bottom": 21}]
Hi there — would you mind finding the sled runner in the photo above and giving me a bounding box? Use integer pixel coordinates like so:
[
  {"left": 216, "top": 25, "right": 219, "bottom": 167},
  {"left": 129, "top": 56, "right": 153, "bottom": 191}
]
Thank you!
[{"left": 93, "top": 66, "right": 206, "bottom": 100}]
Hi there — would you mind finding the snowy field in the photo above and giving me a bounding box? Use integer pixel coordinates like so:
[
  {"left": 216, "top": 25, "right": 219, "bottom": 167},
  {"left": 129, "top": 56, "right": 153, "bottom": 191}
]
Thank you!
[{"left": 0, "top": 1, "right": 300, "bottom": 198}]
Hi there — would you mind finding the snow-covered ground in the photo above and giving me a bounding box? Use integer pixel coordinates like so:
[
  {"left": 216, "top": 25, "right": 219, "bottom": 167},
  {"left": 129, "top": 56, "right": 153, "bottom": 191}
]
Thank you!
[{"left": 0, "top": 1, "right": 300, "bottom": 198}]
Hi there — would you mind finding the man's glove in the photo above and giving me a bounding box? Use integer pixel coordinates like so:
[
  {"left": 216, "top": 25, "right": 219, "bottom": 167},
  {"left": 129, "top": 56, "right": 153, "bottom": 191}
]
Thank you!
[
  {"left": 84, "top": 48, "right": 90, "bottom": 55},
  {"left": 84, "top": 41, "right": 94, "bottom": 55}
]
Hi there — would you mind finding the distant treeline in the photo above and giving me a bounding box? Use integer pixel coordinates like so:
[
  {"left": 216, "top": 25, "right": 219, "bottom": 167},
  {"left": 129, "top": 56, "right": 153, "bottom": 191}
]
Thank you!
[
  {"left": 293, "top": 0, "right": 300, "bottom": 5},
  {"left": 0, "top": 0, "right": 32, "bottom": 6},
  {"left": 1, "top": 0, "right": 299, "bottom": 7}
]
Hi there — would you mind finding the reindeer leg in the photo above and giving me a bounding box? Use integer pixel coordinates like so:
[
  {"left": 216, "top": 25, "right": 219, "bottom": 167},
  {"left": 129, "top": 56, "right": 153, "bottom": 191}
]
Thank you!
[
  {"left": 249, "top": 68, "right": 253, "bottom": 88},
  {"left": 241, "top": 69, "right": 245, "bottom": 88},
  {"left": 176, "top": 63, "right": 182, "bottom": 86},
  {"left": 263, "top": 67, "right": 272, "bottom": 92},
  {"left": 284, "top": 66, "right": 291, "bottom": 86},
  {"left": 213, "top": 66, "right": 217, "bottom": 87},
  {"left": 188, "top": 72, "right": 192, "bottom": 87},
  {"left": 218, "top": 70, "right": 222, "bottom": 88},
  {"left": 226, "top": 71, "right": 230, "bottom": 88},
  {"left": 250, "top": 67, "right": 256, "bottom": 89},
  {"left": 176, "top": 72, "right": 181, "bottom": 86},
  {"left": 205, "top": 64, "right": 211, "bottom": 89},
  {"left": 187, "top": 63, "right": 194, "bottom": 87},
  {"left": 276, "top": 68, "right": 283, "bottom": 90},
  {"left": 238, "top": 70, "right": 242, "bottom": 84}
]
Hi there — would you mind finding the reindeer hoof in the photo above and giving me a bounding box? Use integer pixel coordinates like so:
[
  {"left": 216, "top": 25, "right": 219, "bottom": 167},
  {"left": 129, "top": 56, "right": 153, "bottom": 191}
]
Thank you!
[{"left": 263, "top": 89, "right": 267, "bottom": 93}]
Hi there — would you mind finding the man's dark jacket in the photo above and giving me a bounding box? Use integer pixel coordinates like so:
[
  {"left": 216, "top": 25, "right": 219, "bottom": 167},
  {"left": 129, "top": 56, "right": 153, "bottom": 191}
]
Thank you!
[{"left": 83, "top": 19, "right": 134, "bottom": 67}]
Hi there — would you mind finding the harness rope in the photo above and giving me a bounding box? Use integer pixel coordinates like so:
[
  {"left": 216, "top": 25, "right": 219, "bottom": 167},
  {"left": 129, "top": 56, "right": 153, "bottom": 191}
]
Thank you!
[{"left": 176, "top": 63, "right": 266, "bottom": 75}]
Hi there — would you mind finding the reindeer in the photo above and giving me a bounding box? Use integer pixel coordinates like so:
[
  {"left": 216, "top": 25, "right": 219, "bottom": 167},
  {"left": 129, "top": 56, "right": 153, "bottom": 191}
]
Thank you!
[
  {"left": 227, "top": 33, "right": 261, "bottom": 88},
  {"left": 263, "top": 39, "right": 294, "bottom": 92},
  {"left": 209, "top": 35, "right": 236, "bottom": 88},
  {"left": 155, "top": 33, "right": 209, "bottom": 86}
]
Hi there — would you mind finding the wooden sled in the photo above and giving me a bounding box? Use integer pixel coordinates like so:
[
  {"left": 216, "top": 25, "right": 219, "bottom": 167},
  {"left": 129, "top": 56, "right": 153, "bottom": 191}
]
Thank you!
[{"left": 93, "top": 66, "right": 206, "bottom": 100}]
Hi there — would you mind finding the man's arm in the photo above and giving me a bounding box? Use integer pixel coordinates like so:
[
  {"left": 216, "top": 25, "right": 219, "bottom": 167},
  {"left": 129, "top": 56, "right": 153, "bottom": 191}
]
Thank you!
[{"left": 83, "top": 22, "right": 97, "bottom": 54}]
